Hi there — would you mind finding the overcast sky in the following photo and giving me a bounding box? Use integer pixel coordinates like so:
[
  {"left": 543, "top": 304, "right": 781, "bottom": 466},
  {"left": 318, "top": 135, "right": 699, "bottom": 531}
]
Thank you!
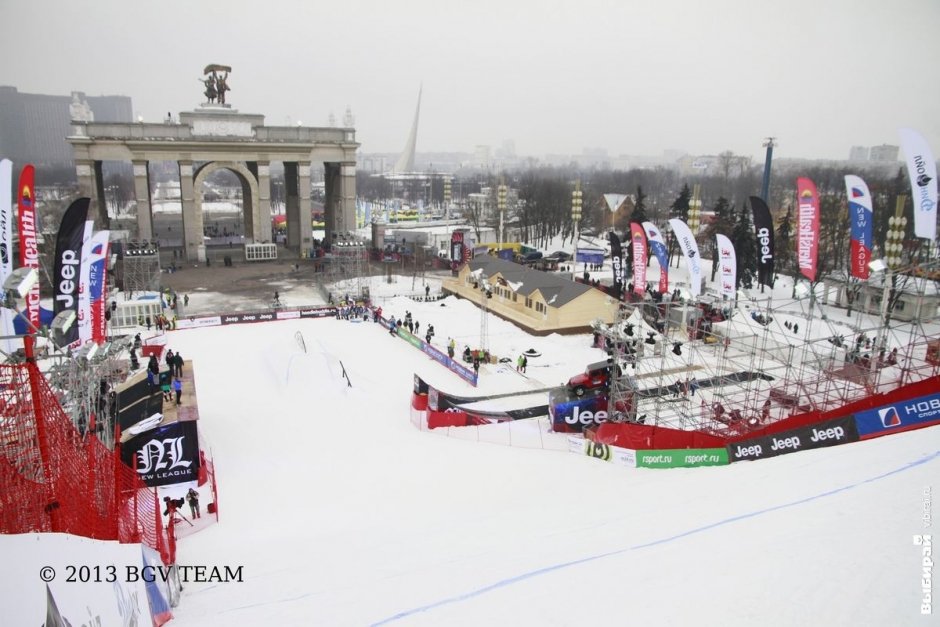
[{"left": 1, "top": 0, "right": 938, "bottom": 161}]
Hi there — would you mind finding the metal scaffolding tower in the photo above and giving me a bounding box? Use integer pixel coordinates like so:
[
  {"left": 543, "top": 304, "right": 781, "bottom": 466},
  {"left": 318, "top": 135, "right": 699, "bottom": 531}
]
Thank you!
[
  {"left": 324, "top": 233, "right": 369, "bottom": 301},
  {"left": 121, "top": 241, "right": 161, "bottom": 297}
]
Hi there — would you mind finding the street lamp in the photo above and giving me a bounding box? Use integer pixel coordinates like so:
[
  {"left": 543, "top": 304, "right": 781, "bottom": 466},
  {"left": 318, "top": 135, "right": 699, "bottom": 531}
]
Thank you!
[
  {"left": 571, "top": 181, "right": 582, "bottom": 279},
  {"left": 497, "top": 182, "right": 507, "bottom": 254}
]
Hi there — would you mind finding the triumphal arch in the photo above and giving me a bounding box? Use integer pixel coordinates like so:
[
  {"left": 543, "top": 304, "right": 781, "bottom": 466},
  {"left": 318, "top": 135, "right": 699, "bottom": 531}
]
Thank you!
[{"left": 67, "top": 67, "right": 358, "bottom": 262}]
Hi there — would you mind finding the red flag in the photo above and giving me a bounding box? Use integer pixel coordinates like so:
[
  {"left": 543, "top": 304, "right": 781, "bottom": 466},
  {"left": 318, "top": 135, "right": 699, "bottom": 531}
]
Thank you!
[
  {"left": 17, "top": 165, "right": 40, "bottom": 329},
  {"left": 630, "top": 222, "right": 647, "bottom": 297},
  {"left": 796, "top": 177, "right": 820, "bottom": 282}
]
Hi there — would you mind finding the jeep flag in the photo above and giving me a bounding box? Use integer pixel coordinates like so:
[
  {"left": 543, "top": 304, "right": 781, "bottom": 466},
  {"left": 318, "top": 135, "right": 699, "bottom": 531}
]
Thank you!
[
  {"left": 53, "top": 198, "right": 90, "bottom": 347},
  {"left": 629, "top": 222, "right": 647, "bottom": 297},
  {"left": 609, "top": 231, "right": 625, "bottom": 298},
  {"left": 845, "top": 175, "right": 873, "bottom": 280},
  {"left": 749, "top": 195, "right": 775, "bottom": 288},
  {"left": 86, "top": 230, "right": 110, "bottom": 344},
  {"left": 668, "top": 218, "right": 702, "bottom": 297},
  {"left": 0, "top": 160, "right": 14, "bottom": 355},
  {"left": 715, "top": 233, "right": 736, "bottom": 299},
  {"left": 899, "top": 127, "right": 937, "bottom": 242},
  {"left": 17, "top": 165, "right": 40, "bottom": 330},
  {"left": 642, "top": 221, "right": 669, "bottom": 293},
  {"left": 796, "top": 177, "right": 820, "bottom": 282}
]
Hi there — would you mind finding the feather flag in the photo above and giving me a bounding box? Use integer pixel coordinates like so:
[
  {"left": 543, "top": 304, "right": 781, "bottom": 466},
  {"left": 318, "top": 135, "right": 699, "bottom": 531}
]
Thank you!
[
  {"left": 715, "top": 234, "right": 736, "bottom": 299},
  {"left": 668, "top": 219, "right": 702, "bottom": 297},
  {"left": 899, "top": 128, "right": 937, "bottom": 242},
  {"left": 642, "top": 221, "right": 669, "bottom": 293},
  {"left": 796, "top": 177, "right": 820, "bottom": 282},
  {"left": 845, "top": 175, "right": 873, "bottom": 279}
]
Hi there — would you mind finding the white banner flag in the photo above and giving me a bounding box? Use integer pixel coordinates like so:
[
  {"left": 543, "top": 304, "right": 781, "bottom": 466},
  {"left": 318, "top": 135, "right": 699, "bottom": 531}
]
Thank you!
[
  {"left": 76, "top": 220, "right": 95, "bottom": 346},
  {"left": 603, "top": 193, "right": 627, "bottom": 213},
  {"left": 715, "top": 233, "right": 737, "bottom": 299},
  {"left": 899, "top": 127, "right": 938, "bottom": 242},
  {"left": 669, "top": 218, "right": 702, "bottom": 298},
  {"left": 0, "top": 160, "right": 15, "bottom": 355}
]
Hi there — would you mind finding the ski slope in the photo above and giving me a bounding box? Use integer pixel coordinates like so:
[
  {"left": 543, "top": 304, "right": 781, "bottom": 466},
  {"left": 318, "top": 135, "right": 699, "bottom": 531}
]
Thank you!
[{"left": 163, "top": 317, "right": 938, "bottom": 626}]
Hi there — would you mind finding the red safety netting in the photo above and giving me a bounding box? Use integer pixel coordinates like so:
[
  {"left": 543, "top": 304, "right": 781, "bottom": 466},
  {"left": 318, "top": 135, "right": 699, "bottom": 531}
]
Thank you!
[{"left": 0, "top": 363, "right": 171, "bottom": 564}]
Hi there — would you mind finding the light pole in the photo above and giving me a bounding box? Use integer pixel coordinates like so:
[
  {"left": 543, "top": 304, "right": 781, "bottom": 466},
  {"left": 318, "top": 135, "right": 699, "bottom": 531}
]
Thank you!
[
  {"left": 571, "top": 181, "right": 582, "bottom": 279},
  {"left": 760, "top": 137, "right": 775, "bottom": 203},
  {"left": 497, "top": 182, "right": 507, "bottom": 254}
]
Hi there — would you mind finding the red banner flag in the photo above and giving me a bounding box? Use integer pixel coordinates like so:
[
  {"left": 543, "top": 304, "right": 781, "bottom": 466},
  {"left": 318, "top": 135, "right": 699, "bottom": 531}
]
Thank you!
[
  {"left": 630, "top": 222, "right": 647, "bottom": 297},
  {"left": 796, "top": 177, "right": 820, "bottom": 282},
  {"left": 17, "top": 165, "right": 40, "bottom": 329}
]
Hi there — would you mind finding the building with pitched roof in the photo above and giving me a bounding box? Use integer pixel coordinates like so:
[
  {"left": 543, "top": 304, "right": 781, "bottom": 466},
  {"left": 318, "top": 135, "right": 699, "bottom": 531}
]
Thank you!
[{"left": 444, "top": 256, "right": 620, "bottom": 334}]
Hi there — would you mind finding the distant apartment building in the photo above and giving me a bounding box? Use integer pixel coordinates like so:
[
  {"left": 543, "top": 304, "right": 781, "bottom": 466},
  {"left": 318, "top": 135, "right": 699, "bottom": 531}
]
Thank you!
[
  {"left": 0, "top": 86, "right": 133, "bottom": 166},
  {"left": 869, "top": 144, "right": 899, "bottom": 162},
  {"left": 849, "top": 146, "right": 870, "bottom": 161}
]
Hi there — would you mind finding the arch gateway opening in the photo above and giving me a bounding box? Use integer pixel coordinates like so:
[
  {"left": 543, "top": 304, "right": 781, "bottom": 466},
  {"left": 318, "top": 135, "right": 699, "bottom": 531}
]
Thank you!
[{"left": 67, "top": 81, "right": 358, "bottom": 262}]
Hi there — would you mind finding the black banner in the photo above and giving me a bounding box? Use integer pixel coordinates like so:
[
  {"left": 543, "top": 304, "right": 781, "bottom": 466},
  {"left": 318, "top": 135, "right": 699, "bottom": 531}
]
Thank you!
[
  {"left": 121, "top": 421, "right": 200, "bottom": 486},
  {"left": 53, "top": 198, "right": 90, "bottom": 346},
  {"left": 750, "top": 196, "right": 775, "bottom": 288},
  {"left": 727, "top": 415, "right": 859, "bottom": 463},
  {"left": 609, "top": 231, "right": 624, "bottom": 298}
]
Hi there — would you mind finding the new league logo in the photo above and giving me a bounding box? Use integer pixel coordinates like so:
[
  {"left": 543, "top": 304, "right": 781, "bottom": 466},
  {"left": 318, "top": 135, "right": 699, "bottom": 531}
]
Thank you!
[{"left": 878, "top": 406, "right": 902, "bottom": 428}]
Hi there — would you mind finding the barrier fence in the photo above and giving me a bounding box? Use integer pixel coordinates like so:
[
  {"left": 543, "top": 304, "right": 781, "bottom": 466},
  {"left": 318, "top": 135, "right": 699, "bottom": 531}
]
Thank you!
[{"left": 0, "top": 363, "right": 170, "bottom": 564}]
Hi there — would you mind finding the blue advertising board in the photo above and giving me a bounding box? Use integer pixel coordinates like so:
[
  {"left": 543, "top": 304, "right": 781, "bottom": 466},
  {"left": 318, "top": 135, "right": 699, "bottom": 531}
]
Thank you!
[
  {"left": 549, "top": 394, "right": 608, "bottom": 432},
  {"left": 853, "top": 391, "right": 940, "bottom": 439},
  {"left": 576, "top": 249, "right": 605, "bottom": 265}
]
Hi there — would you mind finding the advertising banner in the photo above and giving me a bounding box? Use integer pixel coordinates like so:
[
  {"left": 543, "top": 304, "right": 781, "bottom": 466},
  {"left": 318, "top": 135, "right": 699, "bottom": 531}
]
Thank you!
[
  {"left": 0, "top": 159, "right": 14, "bottom": 355},
  {"left": 642, "top": 221, "right": 669, "bottom": 293},
  {"left": 750, "top": 196, "right": 775, "bottom": 288},
  {"left": 121, "top": 421, "right": 200, "bottom": 486},
  {"left": 87, "top": 230, "right": 110, "bottom": 344},
  {"left": 16, "top": 165, "right": 40, "bottom": 330},
  {"left": 549, "top": 392, "right": 608, "bottom": 433},
  {"left": 53, "top": 198, "right": 90, "bottom": 346},
  {"left": 715, "top": 233, "right": 736, "bottom": 298},
  {"left": 727, "top": 415, "right": 859, "bottom": 462},
  {"left": 853, "top": 391, "right": 940, "bottom": 439},
  {"left": 796, "top": 177, "right": 820, "bottom": 282},
  {"left": 629, "top": 222, "right": 647, "bottom": 297},
  {"left": 668, "top": 218, "right": 702, "bottom": 297},
  {"left": 77, "top": 221, "right": 94, "bottom": 345},
  {"left": 609, "top": 231, "right": 625, "bottom": 297},
  {"left": 576, "top": 249, "right": 605, "bottom": 265},
  {"left": 899, "top": 127, "right": 938, "bottom": 241},
  {"left": 450, "top": 230, "right": 465, "bottom": 272},
  {"left": 845, "top": 175, "right": 873, "bottom": 280},
  {"left": 636, "top": 448, "right": 729, "bottom": 469}
]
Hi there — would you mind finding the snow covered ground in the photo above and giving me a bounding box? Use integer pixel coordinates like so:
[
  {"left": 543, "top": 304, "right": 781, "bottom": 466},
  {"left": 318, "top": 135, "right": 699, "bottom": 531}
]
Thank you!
[{"left": 158, "top": 299, "right": 939, "bottom": 625}]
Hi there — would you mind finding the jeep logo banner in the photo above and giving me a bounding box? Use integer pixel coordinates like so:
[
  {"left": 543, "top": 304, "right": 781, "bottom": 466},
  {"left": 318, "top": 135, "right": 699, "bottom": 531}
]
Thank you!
[
  {"left": 749, "top": 196, "right": 775, "bottom": 288},
  {"left": 727, "top": 415, "right": 858, "bottom": 463},
  {"left": 121, "top": 421, "right": 200, "bottom": 486},
  {"left": 52, "top": 198, "right": 90, "bottom": 346},
  {"left": 853, "top": 392, "right": 940, "bottom": 439}
]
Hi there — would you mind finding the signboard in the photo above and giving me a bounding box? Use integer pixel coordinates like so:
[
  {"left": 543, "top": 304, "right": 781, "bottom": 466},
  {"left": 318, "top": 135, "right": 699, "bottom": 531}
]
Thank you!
[
  {"left": 727, "top": 416, "right": 858, "bottom": 463},
  {"left": 121, "top": 421, "right": 200, "bottom": 486},
  {"left": 853, "top": 392, "right": 940, "bottom": 439},
  {"left": 636, "top": 448, "right": 729, "bottom": 469}
]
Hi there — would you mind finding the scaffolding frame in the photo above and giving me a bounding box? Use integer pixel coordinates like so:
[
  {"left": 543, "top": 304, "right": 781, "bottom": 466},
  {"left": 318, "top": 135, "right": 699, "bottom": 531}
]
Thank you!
[
  {"left": 121, "top": 241, "right": 161, "bottom": 297},
  {"left": 324, "top": 233, "right": 369, "bottom": 301}
]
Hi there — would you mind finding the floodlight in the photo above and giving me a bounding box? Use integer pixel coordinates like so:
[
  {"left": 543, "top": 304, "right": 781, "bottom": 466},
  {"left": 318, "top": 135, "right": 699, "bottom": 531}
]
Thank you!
[
  {"left": 51, "top": 310, "right": 77, "bottom": 335},
  {"left": 868, "top": 259, "right": 887, "bottom": 274},
  {"left": 3, "top": 267, "right": 39, "bottom": 298}
]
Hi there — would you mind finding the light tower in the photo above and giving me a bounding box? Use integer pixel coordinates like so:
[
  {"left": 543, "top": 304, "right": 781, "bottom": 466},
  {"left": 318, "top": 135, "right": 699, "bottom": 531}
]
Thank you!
[
  {"left": 571, "top": 181, "right": 583, "bottom": 278},
  {"left": 497, "top": 181, "right": 508, "bottom": 253},
  {"left": 760, "top": 137, "right": 776, "bottom": 202}
]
